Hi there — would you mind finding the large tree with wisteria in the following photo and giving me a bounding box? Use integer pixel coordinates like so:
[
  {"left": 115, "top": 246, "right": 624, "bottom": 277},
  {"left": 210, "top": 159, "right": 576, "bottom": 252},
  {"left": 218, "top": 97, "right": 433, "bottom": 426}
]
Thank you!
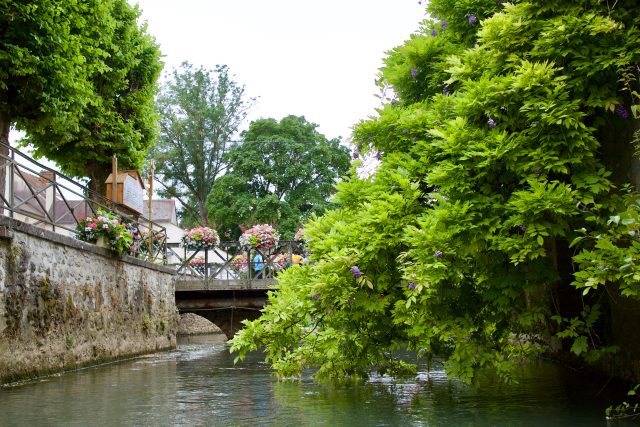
[{"left": 231, "top": 0, "right": 640, "bottom": 388}]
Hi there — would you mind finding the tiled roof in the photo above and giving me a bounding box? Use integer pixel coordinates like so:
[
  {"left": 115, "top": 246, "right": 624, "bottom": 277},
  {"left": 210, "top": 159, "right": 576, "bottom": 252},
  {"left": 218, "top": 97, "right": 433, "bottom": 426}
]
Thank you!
[{"left": 53, "top": 200, "right": 92, "bottom": 224}]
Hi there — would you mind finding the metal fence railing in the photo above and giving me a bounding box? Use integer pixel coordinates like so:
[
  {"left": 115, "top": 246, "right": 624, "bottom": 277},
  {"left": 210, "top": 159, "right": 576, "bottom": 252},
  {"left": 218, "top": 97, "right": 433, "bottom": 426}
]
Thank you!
[
  {"left": 172, "top": 240, "right": 305, "bottom": 284},
  {"left": 0, "top": 142, "right": 167, "bottom": 263}
]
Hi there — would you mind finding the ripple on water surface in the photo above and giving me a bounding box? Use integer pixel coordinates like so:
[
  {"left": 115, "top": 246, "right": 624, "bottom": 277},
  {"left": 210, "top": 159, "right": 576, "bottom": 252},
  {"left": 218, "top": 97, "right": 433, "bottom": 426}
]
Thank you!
[{"left": 0, "top": 335, "right": 630, "bottom": 427}]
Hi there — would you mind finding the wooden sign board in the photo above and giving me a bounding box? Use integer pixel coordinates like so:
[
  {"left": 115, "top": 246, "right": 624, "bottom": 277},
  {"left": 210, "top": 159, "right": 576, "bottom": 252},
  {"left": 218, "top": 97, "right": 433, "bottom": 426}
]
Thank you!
[{"left": 105, "top": 170, "right": 145, "bottom": 215}]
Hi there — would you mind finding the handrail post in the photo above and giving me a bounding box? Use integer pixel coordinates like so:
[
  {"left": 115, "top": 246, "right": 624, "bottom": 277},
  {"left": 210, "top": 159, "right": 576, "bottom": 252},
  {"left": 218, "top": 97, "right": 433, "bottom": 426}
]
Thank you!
[
  {"left": 204, "top": 247, "right": 209, "bottom": 283},
  {"left": 51, "top": 173, "right": 56, "bottom": 232},
  {"left": 247, "top": 248, "right": 252, "bottom": 283},
  {"left": 8, "top": 149, "right": 14, "bottom": 218}
]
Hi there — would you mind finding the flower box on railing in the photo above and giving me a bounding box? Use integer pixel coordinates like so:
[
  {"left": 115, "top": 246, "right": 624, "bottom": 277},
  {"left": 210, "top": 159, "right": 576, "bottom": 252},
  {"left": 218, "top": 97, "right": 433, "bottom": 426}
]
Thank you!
[{"left": 76, "top": 210, "right": 133, "bottom": 255}]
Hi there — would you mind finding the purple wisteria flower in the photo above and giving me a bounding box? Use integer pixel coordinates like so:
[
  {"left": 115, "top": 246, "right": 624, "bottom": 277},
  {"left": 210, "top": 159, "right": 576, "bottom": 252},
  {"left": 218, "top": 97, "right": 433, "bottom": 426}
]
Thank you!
[
  {"left": 375, "top": 151, "right": 382, "bottom": 160},
  {"left": 441, "top": 20, "right": 449, "bottom": 30},
  {"left": 408, "top": 282, "right": 416, "bottom": 291},
  {"left": 311, "top": 293, "right": 320, "bottom": 301},
  {"left": 468, "top": 15, "right": 478, "bottom": 25},
  {"left": 390, "top": 99, "right": 397, "bottom": 105},
  {"left": 500, "top": 105, "right": 507, "bottom": 111},
  {"left": 434, "top": 250, "right": 444, "bottom": 258},
  {"left": 616, "top": 105, "right": 630, "bottom": 119},
  {"left": 351, "top": 266, "right": 362, "bottom": 278},
  {"left": 352, "top": 151, "right": 360, "bottom": 159},
  {"left": 430, "top": 29, "right": 438, "bottom": 37},
  {"left": 442, "top": 86, "right": 450, "bottom": 95},
  {"left": 488, "top": 118, "right": 496, "bottom": 128},
  {"left": 411, "top": 68, "right": 419, "bottom": 79},
  {"left": 518, "top": 225, "right": 527, "bottom": 232}
]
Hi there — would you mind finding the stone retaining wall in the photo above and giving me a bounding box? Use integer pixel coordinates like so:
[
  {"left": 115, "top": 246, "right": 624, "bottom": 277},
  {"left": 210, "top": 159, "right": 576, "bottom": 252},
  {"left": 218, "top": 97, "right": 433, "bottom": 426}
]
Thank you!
[{"left": 0, "top": 217, "right": 178, "bottom": 384}]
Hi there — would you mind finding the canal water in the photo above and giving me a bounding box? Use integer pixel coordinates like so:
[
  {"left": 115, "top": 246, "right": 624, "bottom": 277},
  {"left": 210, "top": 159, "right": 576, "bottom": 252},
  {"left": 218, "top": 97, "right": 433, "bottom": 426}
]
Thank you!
[{"left": 0, "top": 334, "right": 632, "bottom": 426}]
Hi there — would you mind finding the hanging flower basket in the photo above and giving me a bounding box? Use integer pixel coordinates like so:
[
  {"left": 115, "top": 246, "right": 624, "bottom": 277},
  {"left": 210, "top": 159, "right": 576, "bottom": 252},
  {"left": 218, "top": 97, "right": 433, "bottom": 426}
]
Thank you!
[
  {"left": 182, "top": 226, "right": 220, "bottom": 249},
  {"left": 239, "top": 224, "right": 279, "bottom": 251}
]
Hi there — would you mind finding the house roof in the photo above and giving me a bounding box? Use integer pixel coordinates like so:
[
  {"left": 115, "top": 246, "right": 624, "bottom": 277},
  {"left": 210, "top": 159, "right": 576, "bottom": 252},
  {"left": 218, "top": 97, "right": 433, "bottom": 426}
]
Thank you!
[
  {"left": 52, "top": 199, "right": 178, "bottom": 226},
  {"left": 12, "top": 169, "right": 54, "bottom": 216},
  {"left": 53, "top": 200, "right": 92, "bottom": 224},
  {"left": 9, "top": 168, "right": 178, "bottom": 228},
  {"left": 105, "top": 170, "right": 145, "bottom": 189}
]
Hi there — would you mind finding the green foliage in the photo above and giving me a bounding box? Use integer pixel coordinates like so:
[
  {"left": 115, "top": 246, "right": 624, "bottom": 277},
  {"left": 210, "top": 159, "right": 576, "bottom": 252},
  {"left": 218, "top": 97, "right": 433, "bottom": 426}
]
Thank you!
[
  {"left": 207, "top": 116, "right": 350, "bottom": 239},
  {"left": 551, "top": 304, "right": 619, "bottom": 363},
  {"left": 606, "top": 384, "right": 640, "bottom": 422},
  {"left": 75, "top": 209, "right": 134, "bottom": 255},
  {"left": 570, "top": 189, "right": 640, "bottom": 298},
  {"left": 0, "top": 0, "right": 96, "bottom": 140},
  {"left": 231, "top": 0, "right": 640, "bottom": 383},
  {"left": 3, "top": 0, "right": 162, "bottom": 190},
  {"left": 149, "top": 62, "right": 255, "bottom": 226}
]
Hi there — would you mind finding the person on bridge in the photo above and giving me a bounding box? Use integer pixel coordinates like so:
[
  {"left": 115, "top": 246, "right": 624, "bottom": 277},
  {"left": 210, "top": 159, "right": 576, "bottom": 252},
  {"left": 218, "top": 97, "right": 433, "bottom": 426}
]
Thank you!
[{"left": 253, "top": 253, "right": 265, "bottom": 279}]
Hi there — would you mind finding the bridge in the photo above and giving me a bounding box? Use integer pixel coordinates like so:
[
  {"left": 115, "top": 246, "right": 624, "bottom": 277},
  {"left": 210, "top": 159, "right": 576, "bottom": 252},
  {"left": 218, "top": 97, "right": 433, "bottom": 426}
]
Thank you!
[
  {"left": 0, "top": 142, "right": 304, "bottom": 339},
  {"left": 175, "top": 279, "right": 274, "bottom": 339},
  {"left": 171, "top": 242, "right": 303, "bottom": 338}
]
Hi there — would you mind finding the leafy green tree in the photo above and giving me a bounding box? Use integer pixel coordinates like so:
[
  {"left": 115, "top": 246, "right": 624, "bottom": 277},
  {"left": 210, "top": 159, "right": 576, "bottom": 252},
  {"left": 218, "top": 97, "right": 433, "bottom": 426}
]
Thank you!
[
  {"left": 2, "top": 0, "right": 162, "bottom": 193},
  {"left": 231, "top": 0, "right": 640, "bottom": 383},
  {"left": 206, "top": 115, "right": 350, "bottom": 239},
  {"left": 1, "top": 1, "right": 94, "bottom": 159},
  {"left": 149, "top": 62, "right": 255, "bottom": 226}
]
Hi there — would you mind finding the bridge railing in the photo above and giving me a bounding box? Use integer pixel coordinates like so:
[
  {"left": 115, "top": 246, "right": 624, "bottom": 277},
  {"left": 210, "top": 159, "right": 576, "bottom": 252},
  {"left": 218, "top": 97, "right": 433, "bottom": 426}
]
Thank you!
[
  {"left": 171, "top": 240, "right": 305, "bottom": 284},
  {"left": 0, "top": 142, "right": 167, "bottom": 263}
]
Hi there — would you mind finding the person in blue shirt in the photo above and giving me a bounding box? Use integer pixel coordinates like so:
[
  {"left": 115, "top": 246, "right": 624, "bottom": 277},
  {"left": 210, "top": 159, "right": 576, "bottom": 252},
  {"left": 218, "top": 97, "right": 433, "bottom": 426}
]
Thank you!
[{"left": 253, "top": 253, "right": 265, "bottom": 279}]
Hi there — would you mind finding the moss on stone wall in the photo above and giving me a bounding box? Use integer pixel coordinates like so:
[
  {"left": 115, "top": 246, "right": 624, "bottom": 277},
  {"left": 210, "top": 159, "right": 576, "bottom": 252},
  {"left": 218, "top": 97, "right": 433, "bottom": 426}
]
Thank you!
[{"left": 0, "top": 225, "right": 178, "bottom": 385}]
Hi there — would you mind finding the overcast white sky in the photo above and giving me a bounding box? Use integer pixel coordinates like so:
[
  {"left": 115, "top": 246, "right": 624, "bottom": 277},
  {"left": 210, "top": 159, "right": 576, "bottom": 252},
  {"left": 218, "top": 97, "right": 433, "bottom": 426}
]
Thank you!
[{"left": 131, "top": 0, "right": 426, "bottom": 142}]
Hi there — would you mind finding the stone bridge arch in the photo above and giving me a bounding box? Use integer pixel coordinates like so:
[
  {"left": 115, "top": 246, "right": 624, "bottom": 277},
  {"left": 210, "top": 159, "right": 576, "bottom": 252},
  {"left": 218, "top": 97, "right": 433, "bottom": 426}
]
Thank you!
[
  {"left": 175, "top": 289, "right": 269, "bottom": 339},
  {"left": 180, "top": 308, "right": 263, "bottom": 339}
]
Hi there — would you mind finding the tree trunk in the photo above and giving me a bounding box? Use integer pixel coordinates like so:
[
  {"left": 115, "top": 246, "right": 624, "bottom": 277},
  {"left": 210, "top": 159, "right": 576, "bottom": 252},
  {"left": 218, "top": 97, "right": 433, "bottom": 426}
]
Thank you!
[
  {"left": 86, "top": 159, "right": 110, "bottom": 200},
  {"left": 198, "top": 198, "right": 208, "bottom": 226},
  {"left": 599, "top": 117, "right": 640, "bottom": 189},
  {"left": 632, "top": 120, "right": 640, "bottom": 192}
]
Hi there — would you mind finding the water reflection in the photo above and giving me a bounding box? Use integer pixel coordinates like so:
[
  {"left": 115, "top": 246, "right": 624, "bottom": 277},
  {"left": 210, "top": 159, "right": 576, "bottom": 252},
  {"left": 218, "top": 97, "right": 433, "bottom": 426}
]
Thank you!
[{"left": 0, "top": 334, "right": 629, "bottom": 426}]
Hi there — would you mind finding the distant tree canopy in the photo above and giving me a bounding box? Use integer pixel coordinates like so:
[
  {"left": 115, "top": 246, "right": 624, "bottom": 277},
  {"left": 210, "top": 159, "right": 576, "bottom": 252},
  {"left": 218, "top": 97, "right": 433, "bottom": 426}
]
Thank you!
[
  {"left": 206, "top": 115, "right": 350, "bottom": 239},
  {"left": 231, "top": 0, "right": 640, "bottom": 384},
  {"left": 1, "top": 0, "right": 162, "bottom": 193},
  {"left": 148, "top": 62, "right": 255, "bottom": 226}
]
